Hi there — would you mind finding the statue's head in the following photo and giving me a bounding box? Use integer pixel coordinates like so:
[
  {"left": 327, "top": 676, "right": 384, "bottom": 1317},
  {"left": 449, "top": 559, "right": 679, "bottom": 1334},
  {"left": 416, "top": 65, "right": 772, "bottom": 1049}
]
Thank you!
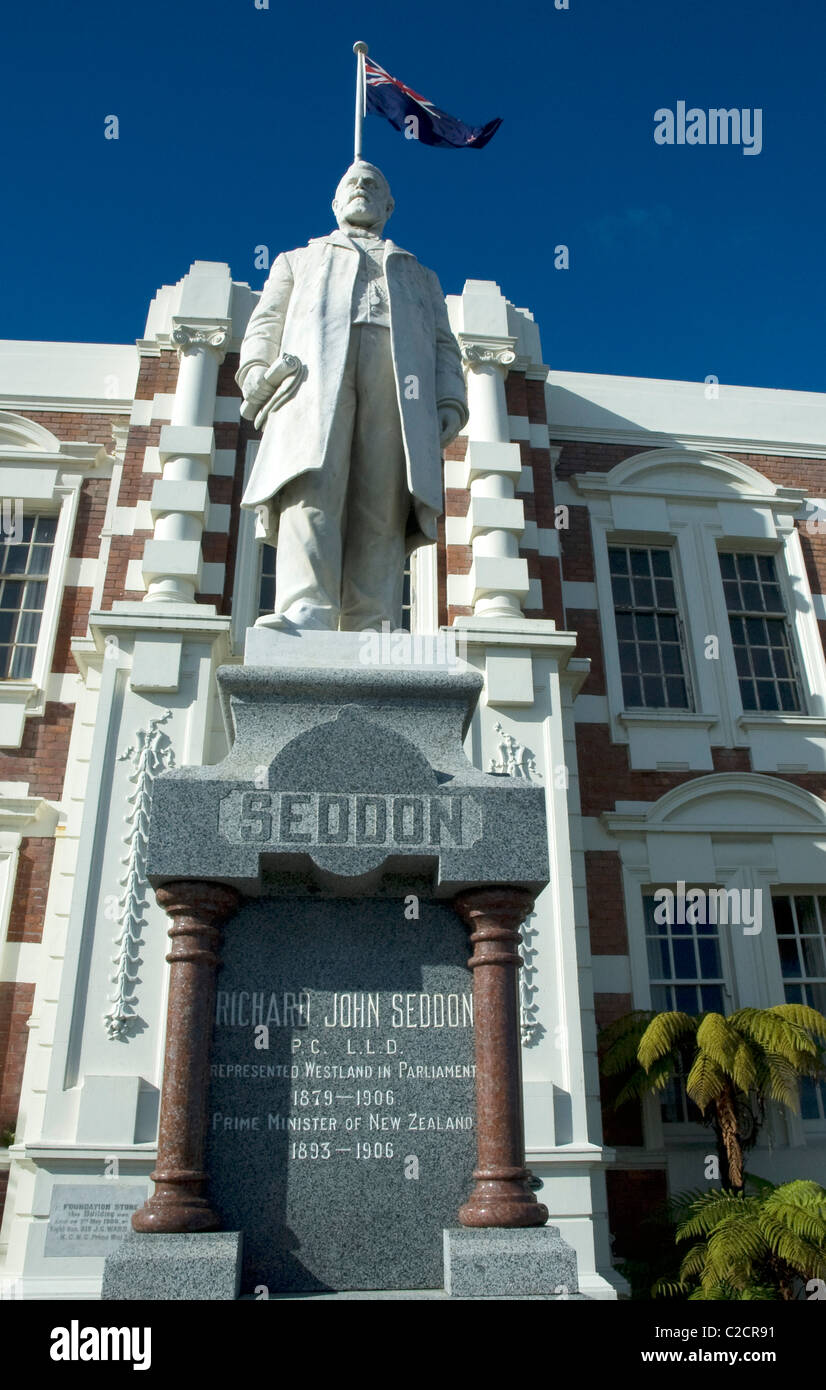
[{"left": 333, "top": 161, "right": 394, "bottom": 236}]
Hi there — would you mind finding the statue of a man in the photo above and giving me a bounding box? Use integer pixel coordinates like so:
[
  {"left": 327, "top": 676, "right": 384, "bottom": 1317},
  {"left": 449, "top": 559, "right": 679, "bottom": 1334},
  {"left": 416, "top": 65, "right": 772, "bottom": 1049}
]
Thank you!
[{"left": 237, "top": 161, "right": 468, "bottom": 632}]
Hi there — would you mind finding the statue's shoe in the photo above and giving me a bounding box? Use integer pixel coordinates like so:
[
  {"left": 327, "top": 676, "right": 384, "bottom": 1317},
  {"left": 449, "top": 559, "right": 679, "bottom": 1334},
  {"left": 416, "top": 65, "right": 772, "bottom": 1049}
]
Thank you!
[{"left": 254, "top": 606, "right": 337, "bottom": 632}]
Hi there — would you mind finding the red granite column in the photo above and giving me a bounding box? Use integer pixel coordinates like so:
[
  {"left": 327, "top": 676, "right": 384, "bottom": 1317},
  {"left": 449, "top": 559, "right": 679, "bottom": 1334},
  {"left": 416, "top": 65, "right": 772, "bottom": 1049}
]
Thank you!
[
  {"left": 133, "top": 880, "right": 240, "bottom": 1233},
  {"left": 454, "top": 887, "right": 548, "bottom": 1227}
]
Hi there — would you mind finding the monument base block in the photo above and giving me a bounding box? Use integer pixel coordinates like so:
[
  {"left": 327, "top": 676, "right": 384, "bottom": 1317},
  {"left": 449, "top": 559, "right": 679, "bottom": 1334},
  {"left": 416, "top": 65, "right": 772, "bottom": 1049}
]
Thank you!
[
  {"left": 101, "top": 1232, "right": 243, "bottom": 1301},
  {"left": 443, "top": 1226, "right": 579, "bottom": 1298}
]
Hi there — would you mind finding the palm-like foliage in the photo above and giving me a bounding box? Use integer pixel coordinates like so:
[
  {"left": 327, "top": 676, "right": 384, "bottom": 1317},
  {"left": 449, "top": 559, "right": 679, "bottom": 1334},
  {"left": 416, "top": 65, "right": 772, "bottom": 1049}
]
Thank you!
[
  {"left": 600, "top": 1004, "right": 826, "bottom": 1189},
  {"left": 654, "top": 1178, "right": 826, "bottom": 1300}
]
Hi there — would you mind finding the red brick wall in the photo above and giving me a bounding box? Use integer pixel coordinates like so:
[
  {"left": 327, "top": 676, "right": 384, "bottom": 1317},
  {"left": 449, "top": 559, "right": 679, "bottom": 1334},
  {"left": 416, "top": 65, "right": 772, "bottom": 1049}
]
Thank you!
[
  {"left": 0, "top": 704, "right": 73, "bottom": 801},
  {"left": 70, "top": 476, "right": 110, "bottom": 560},
  {"left": 18, "top": 412, "right": 122, "bottom": 448},
  {"left": 586, "top": 852, "right": 628, "bottom": 954},
  {"left": 0, "top": 982, "right": 35, "bottom": 1138},
  {"left": 134, "top": 350, "right": 179, "bottom": 400},
  {"left": 6, "top": 840, "right": 54, "bottom": 944}
]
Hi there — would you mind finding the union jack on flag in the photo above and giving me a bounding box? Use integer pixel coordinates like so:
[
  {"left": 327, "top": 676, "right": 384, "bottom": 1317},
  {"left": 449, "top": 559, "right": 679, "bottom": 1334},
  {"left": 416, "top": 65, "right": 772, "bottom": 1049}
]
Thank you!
[{"left": 364, "top": 57, "right": 502, "bottom": 149}]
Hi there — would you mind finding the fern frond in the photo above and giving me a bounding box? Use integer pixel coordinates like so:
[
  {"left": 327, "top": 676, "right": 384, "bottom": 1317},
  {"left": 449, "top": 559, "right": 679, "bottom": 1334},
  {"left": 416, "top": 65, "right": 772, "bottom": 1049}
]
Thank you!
[{"left": 638, "top": 1012, "right": 698, "bottom": 1071}]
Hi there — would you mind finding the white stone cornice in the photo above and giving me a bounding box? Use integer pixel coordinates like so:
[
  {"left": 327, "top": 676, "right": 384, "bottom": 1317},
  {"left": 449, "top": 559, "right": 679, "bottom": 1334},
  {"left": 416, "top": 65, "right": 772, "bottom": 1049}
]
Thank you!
[{"left": 0, "top": 795, "right": 58, "bottom": 834}]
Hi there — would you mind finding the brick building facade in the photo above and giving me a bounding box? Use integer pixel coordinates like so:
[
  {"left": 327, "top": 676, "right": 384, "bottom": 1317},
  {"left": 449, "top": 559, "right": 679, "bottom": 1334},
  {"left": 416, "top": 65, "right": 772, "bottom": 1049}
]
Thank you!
[{"left": 0, "top": 265, "right": 824, "bottom": 1297}]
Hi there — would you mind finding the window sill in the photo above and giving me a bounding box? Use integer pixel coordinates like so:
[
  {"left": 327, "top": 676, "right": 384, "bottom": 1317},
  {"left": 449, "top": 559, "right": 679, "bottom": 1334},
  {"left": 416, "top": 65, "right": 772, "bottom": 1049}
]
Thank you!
[
  {"left": 0, "top": 681, "right": 40, "bottom": 748},
  {"left": 737, "top": 713, "right": 826, "bottom": 731},
  {"left": 619, "top": 711, "right": 717, "bottom": 728}
]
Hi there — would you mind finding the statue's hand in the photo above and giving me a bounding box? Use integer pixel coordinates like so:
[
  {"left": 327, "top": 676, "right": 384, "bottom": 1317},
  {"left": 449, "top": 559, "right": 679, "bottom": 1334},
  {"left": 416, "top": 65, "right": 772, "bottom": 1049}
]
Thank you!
[
  {"left": 242, "top": 365, "right": 271, "bottom": 408},
  {"left": 439, "top": 405, "right": 464, "bottom": 447}
]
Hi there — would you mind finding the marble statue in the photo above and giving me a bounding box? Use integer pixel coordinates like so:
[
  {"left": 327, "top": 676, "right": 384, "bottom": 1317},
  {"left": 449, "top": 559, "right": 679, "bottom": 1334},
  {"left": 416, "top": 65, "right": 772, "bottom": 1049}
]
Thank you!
[{"left": 237, "top": 161, "right": 468, "bottom": 632}]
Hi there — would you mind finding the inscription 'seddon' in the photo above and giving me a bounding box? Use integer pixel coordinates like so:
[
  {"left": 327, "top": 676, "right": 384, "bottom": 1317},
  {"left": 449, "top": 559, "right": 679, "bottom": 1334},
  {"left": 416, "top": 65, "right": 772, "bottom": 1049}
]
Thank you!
[{"left": 218, "top": 790, "right": 481, "bottom": 849}]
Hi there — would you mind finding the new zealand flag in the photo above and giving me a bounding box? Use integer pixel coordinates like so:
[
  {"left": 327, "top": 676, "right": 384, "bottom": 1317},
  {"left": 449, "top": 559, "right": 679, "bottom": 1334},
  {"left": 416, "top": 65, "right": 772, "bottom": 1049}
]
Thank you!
[{"left": 365, "top": 57, "right": 502, "bottom": 149}]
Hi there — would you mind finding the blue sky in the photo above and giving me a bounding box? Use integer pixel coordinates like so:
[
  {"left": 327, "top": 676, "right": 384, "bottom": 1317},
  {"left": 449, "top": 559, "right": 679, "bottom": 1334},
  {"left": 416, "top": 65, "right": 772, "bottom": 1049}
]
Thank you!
[{"left": 2, "top": 0, "right": 824, "bottom": 391}]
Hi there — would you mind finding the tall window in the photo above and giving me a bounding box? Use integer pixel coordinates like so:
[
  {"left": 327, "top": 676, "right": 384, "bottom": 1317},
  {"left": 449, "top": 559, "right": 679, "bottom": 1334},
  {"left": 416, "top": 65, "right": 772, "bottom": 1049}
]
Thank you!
[
  {"left": 644, "top": 892, "right": 727, "bottom": 1122},
  {"left": 719, "top": 552, "right": 801, "bottom": 712},
  {"left": 0, "top": 514, "right": 56, "bottom": 679},
  {"left": 772, "top": 895, "right": 826, "bottom": 1120},
  {"left": 609, "top": 546, "right": 691, "bottom": 709},
  {"left": 257, "top": 547, "right": 276, "bottom": 619}
]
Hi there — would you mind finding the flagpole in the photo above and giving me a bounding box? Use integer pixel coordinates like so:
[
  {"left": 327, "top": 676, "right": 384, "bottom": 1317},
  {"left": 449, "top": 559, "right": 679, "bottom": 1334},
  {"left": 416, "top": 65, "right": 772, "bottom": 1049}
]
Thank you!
[{"left": 353, "top": 41, "right": 368, "bottom": 160}]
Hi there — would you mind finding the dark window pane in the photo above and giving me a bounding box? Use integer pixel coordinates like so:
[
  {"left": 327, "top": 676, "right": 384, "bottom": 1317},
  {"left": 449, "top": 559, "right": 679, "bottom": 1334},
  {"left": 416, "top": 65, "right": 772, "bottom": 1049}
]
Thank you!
[
  {"left": 698, "top": 939, "right": 722, "bottom": 978},
  {"left": 657, "top": 614, "right": 678, "bottom": 643},
  {"left": 741, "top": 582, "right": 762, "bottom": 611},
  {"left": 9, "top": 646, "right": 34, "bottom": 678},
  {"left": 608, "top": 548, "right": 628, "bottom": 575},
  {"left": 751, "top": 646, "right": 773, "bottom": 678},
  {"left": 806, "top": 983, "right": 826, "bottom": 1014},
  {"left": 795, "top": 897, "right": 818, "bottom": 934},
  {"left": 772, "top": 897, "right": 795, "bottom": 935},
  {"left": 654, "top": 579, "right": 675, "bottom": 608},
  {"left": 779, "top": 682, "right": 799, "bottom": 712},
  {"left": 723, "top": 580, "right": 741, "bottom": 611},
  {"left": 799, "top": 1077, "right": 821, "bottom": 1121},
  {"left": 675, "top": 985, "right": 699, "bottom": 1014},
  {"left": 34, "top": 516, "right": 57, "bottom": 543},
  {"left": 635, "top": 613, "right": 656, "bottom": 642},
  {"left": 784, "top": 983, "right": 804, "bottom": 1003},
  {"left": 778, "top": 937, "right": 801, "bottom": 978},
  {"left": 650, "top": 550, "right": 672, "bottom": 578},
  {"left": 650, "top": 985, "right": 670, "bottom": 1013},
  {"left": 734, "top": 645, "right": 751, "bottom": 676},
  {"left": 28, "top": 546, "right": 51, "bottom": 576},
  {"left": 800, "top": 935, "right": 826, "bottom": 977},
  {"left": 762, "top": 585, "right": 783, "bottom": 612},
  {"left": 618, "top": 642, "right": 637, "bottom": 672},
  {"left": 739, "top": 679, "right": 757, "bottom": 708},
  {"left": 630, "top": 550, "right": 650, "bottom": 576},
  {"left": 0, "top": 582, "right": 22, "bottom": 609},
  {"left": 772, "top": 647, "right": 790, "bottom": 678},
  {"left": 728, "top": 616, "right": 745, "bottom": 644},
  {"left": 615, "top": 613, "right": 634, "bottom": 641},
  {"left": 632, "top": 577, "right": 654, "bottom": 607},
  {"left": 746, "top": 617, "right": 766, "bottom": 646},
  {"left": 700, "top": 985, "right": 725, "bottom": 1012},
  {"left": 622, "top": 674, "right": 642, "bottom": 706},
  {"left": 646, "top": 937, "right": 671, "bottom": 977},
  {"left": 662, "top": 644, "right": 683, "bottom": 673},
  {"left": 719, "top": 553, "right": 737, "bottom": 580},
  {"left": 673, "top": 940, "right": 696, "bottom": 978},
  {"left": 738, "top": 554, "right": 758, "bottom": 580},
  {"left": 639, "top": 644, "right": 660, "bottom": 673},
  {"left": 611, "top": 576, "right": 632, "bottom": 606},
  {"left": 665, "top": 677, "right": 689, "bottom": 707},
  {"left": 756, "top": 680, "right": 779, "bottom": 711},
  {"left": 643, "top": 676, "right": 664, "bottom": 706}
]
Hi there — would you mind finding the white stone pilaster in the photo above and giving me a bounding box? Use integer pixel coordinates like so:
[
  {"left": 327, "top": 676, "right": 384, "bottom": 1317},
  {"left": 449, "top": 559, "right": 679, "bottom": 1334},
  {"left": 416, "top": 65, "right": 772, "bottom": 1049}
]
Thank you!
[{"left": 447, "top": 281, "right": 530, "bottom": 619}]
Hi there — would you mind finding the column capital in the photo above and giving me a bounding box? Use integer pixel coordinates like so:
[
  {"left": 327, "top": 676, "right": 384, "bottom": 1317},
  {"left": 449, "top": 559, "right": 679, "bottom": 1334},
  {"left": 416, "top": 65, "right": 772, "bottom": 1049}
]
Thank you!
[
  {"left": 170, "top": 319, "right": 231, "bottom": 362},
  {"left": 459, "top": 335, "right": 518, "bottom": 373}
]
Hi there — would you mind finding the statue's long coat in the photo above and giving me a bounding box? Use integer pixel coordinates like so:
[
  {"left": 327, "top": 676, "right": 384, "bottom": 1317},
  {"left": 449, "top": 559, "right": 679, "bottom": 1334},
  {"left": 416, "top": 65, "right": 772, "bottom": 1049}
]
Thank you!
[{"left": 238, "top": 231, "right": 468, "bottom": 551}]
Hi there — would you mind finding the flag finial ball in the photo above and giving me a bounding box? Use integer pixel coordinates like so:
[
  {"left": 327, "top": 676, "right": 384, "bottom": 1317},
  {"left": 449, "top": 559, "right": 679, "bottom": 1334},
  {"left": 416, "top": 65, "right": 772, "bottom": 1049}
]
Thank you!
[{"left": 353, "top": 41, "right": 368, "bottom": 55}]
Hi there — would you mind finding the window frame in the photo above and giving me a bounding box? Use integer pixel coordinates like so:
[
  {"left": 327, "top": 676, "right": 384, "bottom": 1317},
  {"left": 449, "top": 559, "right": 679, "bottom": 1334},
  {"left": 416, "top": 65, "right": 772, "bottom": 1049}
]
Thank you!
[
  {"left": 607, "top": 542, "right": 695, "bottom": 713},
  {"left": 0, "top": 425, "right": 86, "bottom": 746}
]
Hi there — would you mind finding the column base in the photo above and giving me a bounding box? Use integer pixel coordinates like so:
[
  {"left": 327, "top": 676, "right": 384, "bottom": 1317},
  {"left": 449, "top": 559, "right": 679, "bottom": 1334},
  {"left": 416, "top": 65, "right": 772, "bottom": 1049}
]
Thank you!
[
  {"left": 131, "top": 1175, "right": 219, "bottom": 1234},
  {"left": 444, "top": 1226, "right": 579, "bottom": 1298},
  {"left": 102, "top": 1232, "right": 242, "bottom": 1301},
  {"left": 458, "top": 1168, "right": 549, "bottom": 1228}
]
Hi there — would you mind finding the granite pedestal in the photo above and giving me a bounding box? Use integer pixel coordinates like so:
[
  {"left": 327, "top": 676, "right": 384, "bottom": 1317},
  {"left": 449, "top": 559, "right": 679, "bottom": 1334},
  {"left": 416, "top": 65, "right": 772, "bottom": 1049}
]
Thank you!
[{"left": 102, "top": 629, "right": 575, "bottom": 1299}]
